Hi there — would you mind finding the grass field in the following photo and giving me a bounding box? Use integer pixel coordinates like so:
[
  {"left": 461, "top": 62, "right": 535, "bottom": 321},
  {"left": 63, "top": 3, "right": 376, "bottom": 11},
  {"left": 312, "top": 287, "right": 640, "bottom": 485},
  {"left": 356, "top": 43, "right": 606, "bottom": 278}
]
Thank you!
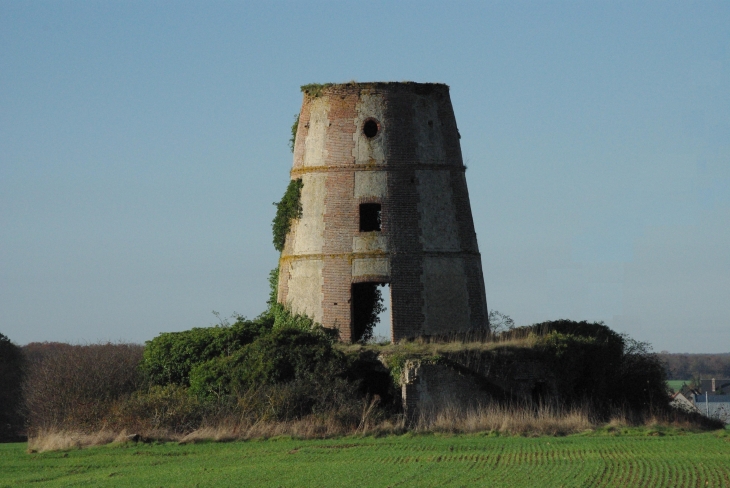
[
  {"left": 2, "top": 430, "right": 730, "bottom": 487},
  {"left": 667, "top": 380, "right": 690, "bottom": 392}
]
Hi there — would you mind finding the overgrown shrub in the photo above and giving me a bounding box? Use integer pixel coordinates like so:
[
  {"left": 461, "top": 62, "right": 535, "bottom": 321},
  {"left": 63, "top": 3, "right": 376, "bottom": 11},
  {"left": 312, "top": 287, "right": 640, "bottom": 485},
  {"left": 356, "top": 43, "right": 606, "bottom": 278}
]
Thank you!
[
  {"left": 448, "top": 320, "right": 669, "bottom": 415},
  {"left": 233, "top": 373, "right": 362, "bottom": 423},
  {"left": 114, "top": 378, "right": 362, "bottom": 434},
  {"left": 23, "top": 342, "right": 143, "bottom": 432},
  {"left": 123, "top": 321, "right": 361, "bottom": 430},
  {"left": 513, "top": 319, "right": 625, "bottom": 350},
  {"left": 271, "top": 178, "right": 303, "bottom": 252},
  {"left": 137, "top": 297, "right": 363, "bottom": 421},
  {"left": 389, "top": 320, "right": 670, "bottom": 418},
  {"left": 115, "top": 385, "right": 210, "bottom": 434},
  {"left": 141, "top": 314, "right": 273, "bottom": 387},
  {"left": 534, "top": 328, "right": 623, "bottom": 405},
  {"left": 189, "top": 326, "right": 345, "bottom": 399},
  {"left": 0, "top": 333, "right": 24, "bottom": 441},
  {"left": 618, "top": 335, "right": 669, "bottom": 412}
]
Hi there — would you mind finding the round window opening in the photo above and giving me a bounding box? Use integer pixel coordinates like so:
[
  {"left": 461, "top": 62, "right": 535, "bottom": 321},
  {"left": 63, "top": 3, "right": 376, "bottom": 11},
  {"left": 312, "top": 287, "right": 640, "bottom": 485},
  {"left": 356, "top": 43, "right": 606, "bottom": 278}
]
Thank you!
[{"left": 363, "top": 119, "right": 379, "bottom": 138}]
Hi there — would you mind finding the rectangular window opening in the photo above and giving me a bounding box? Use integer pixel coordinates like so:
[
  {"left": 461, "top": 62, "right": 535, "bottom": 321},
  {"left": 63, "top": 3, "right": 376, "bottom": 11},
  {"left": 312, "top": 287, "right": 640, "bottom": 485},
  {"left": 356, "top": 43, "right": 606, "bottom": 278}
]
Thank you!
[{"left": 359, "top": 203, "right": 381, "bottom": 232}]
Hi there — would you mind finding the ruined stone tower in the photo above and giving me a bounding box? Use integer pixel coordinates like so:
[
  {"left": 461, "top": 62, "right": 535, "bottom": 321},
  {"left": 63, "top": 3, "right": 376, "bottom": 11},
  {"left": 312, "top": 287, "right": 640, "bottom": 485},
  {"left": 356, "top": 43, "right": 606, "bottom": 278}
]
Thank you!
[{"left": 277, "top": 82, "right": 488, "bottom": 342}]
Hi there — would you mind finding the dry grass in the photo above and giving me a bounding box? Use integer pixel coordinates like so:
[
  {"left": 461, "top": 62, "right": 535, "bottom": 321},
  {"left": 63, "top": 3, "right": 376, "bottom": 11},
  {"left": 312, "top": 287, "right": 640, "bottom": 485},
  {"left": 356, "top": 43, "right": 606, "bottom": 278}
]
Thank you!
[
  {"left": 415, "top": 403, "right": 595, "bottom": 436},
  {"left": 27, "top": 402, "right": 723, "bottom": 452},
  {"left": 26, "top": 403, "right": 595, "bottom": 452},
  {"left": 27, "top": 429, "right": 121, "bottom": 452},
  {"left": 27, "top": 414, "right": 407, "bottom": 452},
  {"left": 605, "top": 408, "right": 726, "bottom": 432},
  {"left": 339, "top": 333, "right": 539, "bottom": 358},
  {"left": 27, "top": 396, "right": 406, "bottom": 451},
  {"left": 179, "top": 415, "right": 406, "bottom": 444}
]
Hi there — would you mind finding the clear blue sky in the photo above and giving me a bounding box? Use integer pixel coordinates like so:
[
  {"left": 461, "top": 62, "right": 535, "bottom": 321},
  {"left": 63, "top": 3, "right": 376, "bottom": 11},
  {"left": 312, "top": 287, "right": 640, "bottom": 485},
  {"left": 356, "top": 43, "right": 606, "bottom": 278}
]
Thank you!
[{"left": 1, "top": 1, "right": 728, "bottom": 352}]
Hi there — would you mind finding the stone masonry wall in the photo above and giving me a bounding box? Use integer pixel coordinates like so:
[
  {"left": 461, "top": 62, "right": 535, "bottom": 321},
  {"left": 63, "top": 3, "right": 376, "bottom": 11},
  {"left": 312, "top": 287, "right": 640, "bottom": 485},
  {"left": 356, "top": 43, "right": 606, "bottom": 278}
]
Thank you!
[
  {"left": 398, "top": 355, "right": 558, "bottom": 422},
  {"left": 400, "top": 360, "right": 492, "bottom": 422}
]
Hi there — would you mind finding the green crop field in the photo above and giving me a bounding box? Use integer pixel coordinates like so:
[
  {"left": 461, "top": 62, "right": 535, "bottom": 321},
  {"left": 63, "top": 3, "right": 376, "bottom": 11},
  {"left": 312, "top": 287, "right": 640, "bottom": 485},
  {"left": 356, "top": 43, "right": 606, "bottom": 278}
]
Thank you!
[
  {"left": 2, "top": 431, "right": 729, "bottom": 487},
  {"left": 667, "top": 380, "right": 690, "bottom": 392}
]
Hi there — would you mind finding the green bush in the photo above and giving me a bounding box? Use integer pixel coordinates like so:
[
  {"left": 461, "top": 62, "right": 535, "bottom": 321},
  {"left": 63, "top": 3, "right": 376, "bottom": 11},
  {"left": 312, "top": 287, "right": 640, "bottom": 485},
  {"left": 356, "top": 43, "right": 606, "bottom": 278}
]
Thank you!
[
  {"left": 184, "top": 321, "right": 365, "bottom": 421},
  {"left": 142, "top": 315, "right": 273, "bottom": 387},
  {"left": 535, "top": 330, "right": 622, "bottom": 404},
  {"left": 142, "top": 274, "right": 347, "bottom": 416},
  {"left": 189, "top": 325, "right": 345, "bottom": 399},
  {"left": 503, "top": 320, "right": 668, "bottom": 413},
  {"left": 517, "top": 319, "right": 625, "bottom": 350},
  {"left": 618, "top": 335, "right": 669, "bottom": 412}
]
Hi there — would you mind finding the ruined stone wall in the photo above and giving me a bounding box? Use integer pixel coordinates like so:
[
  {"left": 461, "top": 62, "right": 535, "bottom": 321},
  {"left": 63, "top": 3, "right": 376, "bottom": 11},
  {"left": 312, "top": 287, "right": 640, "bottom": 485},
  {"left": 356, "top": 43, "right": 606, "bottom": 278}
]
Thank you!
[
  {"left": 398, "top": 354, "right": 558, "bottom": 421},
  {"left": 401, "top": 360, "right": 492, "bottom": 421},
  {"left": 441, "top": 349, "right": 559, "bottom": 401},
  {"left": 278, "top": 82, "right": 488, "bottom": 342}
]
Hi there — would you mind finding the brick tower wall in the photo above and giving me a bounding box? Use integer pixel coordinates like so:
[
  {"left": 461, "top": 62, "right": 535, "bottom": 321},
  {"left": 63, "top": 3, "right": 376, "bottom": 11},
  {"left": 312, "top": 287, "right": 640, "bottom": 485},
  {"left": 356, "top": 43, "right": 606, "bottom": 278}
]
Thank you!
[{"left": 278, "top": 82, "right": 488, "bottom": 342}]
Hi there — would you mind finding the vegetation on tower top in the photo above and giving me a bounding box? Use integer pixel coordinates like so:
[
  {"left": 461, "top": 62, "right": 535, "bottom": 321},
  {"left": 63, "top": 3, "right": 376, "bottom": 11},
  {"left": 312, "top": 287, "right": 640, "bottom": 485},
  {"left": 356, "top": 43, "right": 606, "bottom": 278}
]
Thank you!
[
  {"left": 300, "top": 81, "right": 449, "bottom": 99},
  {"left": 300, "top": 83, "right": 334, "bottom": 98}
]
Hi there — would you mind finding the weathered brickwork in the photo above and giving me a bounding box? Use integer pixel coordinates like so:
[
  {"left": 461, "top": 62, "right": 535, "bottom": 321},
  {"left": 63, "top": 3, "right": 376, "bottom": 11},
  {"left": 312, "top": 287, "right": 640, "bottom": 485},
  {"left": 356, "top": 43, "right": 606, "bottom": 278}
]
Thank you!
[{"left": 279, "top": 82, "right": 488, "bottom": 341}]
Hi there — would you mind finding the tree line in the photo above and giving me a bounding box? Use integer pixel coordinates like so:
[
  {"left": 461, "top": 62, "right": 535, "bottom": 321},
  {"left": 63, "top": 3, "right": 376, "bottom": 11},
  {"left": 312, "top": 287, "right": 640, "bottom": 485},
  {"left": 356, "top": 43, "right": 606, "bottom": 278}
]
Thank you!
[{"left": 658, "top": 353, "right": 730, "bottom": 380}]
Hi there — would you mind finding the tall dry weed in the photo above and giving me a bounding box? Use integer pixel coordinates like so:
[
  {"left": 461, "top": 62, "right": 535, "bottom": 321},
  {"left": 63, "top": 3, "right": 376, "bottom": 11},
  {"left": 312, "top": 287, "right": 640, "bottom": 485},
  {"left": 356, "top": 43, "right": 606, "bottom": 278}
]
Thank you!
[
  {"left": 416, "top": 402, "right": 595, "bottom": 436},
  {"left": 27, "top": 399, "right": 724, "bottom": 452},
  {"left": 23, "top": 342, "right": 144, "bottom": 433},
  {"left": 27, "top": 429, "right": 119, "bottom": 452}
]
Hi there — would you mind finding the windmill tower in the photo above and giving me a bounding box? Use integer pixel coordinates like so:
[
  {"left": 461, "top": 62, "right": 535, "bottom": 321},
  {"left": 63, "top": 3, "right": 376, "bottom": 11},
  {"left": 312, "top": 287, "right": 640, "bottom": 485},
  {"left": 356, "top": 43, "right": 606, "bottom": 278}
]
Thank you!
[{"left": 277, "top": 82, "right": 488, "bottom": 342}]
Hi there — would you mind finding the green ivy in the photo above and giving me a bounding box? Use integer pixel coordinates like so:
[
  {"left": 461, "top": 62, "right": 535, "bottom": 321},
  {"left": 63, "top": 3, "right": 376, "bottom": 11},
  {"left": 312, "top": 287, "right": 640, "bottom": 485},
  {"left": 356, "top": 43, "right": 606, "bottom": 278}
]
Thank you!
[
  {"left": 386, "top": 352, "right": 408, "bottom": 385},
  {"left": 266, "top": 267, "right": 280, "bottom": 311},
  {"left": 272, "top": 178, "right": 303, "bottom": 252},
  {"left": 289, "top": 113, "right": 299, "bottom": 153},
  {"left": 385, "top": 353, "right": 445, "bottom": 386}
]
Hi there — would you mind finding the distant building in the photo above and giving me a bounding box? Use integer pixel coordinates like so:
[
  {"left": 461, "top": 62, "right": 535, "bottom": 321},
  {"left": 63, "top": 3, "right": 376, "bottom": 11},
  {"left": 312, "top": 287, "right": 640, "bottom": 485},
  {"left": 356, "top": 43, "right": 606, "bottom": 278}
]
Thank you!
[
  {"left": 699, "top": 378, "right": 730, "bottom": 395},
  {"left": 670, "top": 392, "right": 699, "bottom": 414},
  {"left": 691, "top": 393, "right": 730, "bottom": 424}
]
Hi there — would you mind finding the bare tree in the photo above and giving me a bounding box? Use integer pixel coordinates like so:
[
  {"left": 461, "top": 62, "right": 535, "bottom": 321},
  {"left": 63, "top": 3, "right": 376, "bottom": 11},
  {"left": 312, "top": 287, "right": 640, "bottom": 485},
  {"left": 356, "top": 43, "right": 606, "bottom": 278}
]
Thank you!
[
  {"left": 488, "top": 310, "right": 515, "bottom": 334},
  {"left": 23, "top": 342, "right": 144, "bottom": 432}
]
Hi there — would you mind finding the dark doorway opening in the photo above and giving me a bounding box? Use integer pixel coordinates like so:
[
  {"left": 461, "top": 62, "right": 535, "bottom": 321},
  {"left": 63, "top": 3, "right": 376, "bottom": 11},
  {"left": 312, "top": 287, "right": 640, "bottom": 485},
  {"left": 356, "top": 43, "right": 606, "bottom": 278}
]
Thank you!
[
  {"left": 359, "top": 203, "right": 381, "bottom": 232},
  {"left": 531, "top": 381, "right": 548, "bottom": 405},
  {"left": 351, "top": 282, "right": 386, "bottom": 343}
]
